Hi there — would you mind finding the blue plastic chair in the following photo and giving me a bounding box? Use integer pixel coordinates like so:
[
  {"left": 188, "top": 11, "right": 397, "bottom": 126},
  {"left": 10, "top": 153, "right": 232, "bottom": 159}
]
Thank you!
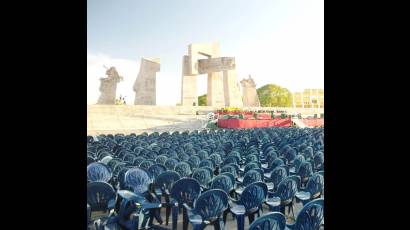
[
  {"left": 313, "top": 152, "right": 324, "bottom": 172},
  {"left": 266, "top": 178, "right": 298, "bottom": 218},
  {"left": 248, "top": 212, "right": 286, "bottom": 230},
  {"left": 221, "top": 164, "right": 239, "bottom": 177},
  {"left": 243, "top": 162, "right": 260, "bottom": 174},
  {"left": 132, "top": 156, "right": 146, "bottom": 167},
  {"left": 155, "top": 155, "right": 168, "bottom": 165},
  {"left": 230, "top": 182, "right": 268, "bottom": 230},
  {"left": 236, "top": 170, "right": 263, "bottom": 195},
  {"left": 192, "top": 168, "right": 212, "bottom": 190},
  {"left": 95, "top": 190, "right": 162, "bottom": 230},
  {"left": 87, "top": 181, "right": 116, "bottom": 220},
  {"left": 188, "top": 155, "right": 201, "bottom": 169},
  {"left": 286, "top": 198, "right": 324, "bottom": 230},
  {"left": 211, "top": 174, "right": 234, "bottom": 195},
  {"left": 197, "top": 150, "right": 209, "bottom": 160},
  {"left": 183, "top": 189, "right": 229, "bottom": 230},
  {"left": 295, "top": 174, "right": 324, "bottom": 205},
  {"left": 223, "top": 155, "right": 240, "bottom": 165},
  {"left": 221, "top": 165, "right": 238, "bottom": 178},
  {"left": 154, "top": 171, "right": 181, "bottom": 226},
  {"left": 199, "top": 159, "right": 215, "bottom": 169},
  {"left": 209, "top": 153, "right": 223, "bottom": 167},
  {"left": 87, "top": 162, "right": 112, "bottom": 183},
  {"left": 165, "top": 158, "right": 179, "bottom": 170},
  {"left": 269, "top": 167, "right": 288, "bottom": 192},
  {"left": 124, "top": 168, "right": 151, "bottom": 194},
  {"left": 139, "top": 160, "right": 155, "bottom": 170},
  {"left": 268, "top": 158, "right": 285, "bottom": 173},
  {"left": 178, "top": 152, "right": 190, "bottom": 162},
  {"left": 175, "top": 162, "right": 192, "bottom": 178},
  {"left": 297, "top": 162, "right": 313, "bottom": 188},
  {"left": 289, "top": 155, "right": 305, "bottom": 175},
  {"left": 147, "top": 163, "right": 167, "bottom": 181},
  {"left": 170, "top": 178, "right": 201, "bottom": 230}
]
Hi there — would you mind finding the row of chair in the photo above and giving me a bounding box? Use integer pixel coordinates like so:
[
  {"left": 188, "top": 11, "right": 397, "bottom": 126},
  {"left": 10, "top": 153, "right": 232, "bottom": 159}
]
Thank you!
[{"left": 87, "top": 127, "right": 324, "bottom": 229}]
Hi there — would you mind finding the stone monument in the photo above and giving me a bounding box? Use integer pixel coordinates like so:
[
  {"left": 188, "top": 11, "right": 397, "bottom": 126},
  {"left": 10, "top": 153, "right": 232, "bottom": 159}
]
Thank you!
[
  {"left": 181, "top": 42, "right": 243, "bottom": 107},
  {"left": 241, "top": 75, "right": 260, "bottom": 107},
  {"left": 133, "top": 58, "right": 160, "bottom": 105},
  {"left": 97, "top": 66, "right": 122, "bottom": 104}
]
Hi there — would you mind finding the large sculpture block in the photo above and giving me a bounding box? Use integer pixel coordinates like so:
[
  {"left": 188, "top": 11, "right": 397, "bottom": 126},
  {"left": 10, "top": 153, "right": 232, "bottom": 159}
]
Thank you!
[
  {"left": 181, "top": 42, "right": 243, "bottom": 107},
  {"left": 223, "top": 69, "right": 243, "bottom": 107},
  {"left": 241, "top": 76, "right": 260, "bottom": 107},
  {"left": 97, "top": 67, "right": 122, "bottom": 104},
  {"left": 133, "top": 58, "right": 160, "bottom": 105},
  {"left": 198, "top": 57, "right": 235, "bottom": 74}
]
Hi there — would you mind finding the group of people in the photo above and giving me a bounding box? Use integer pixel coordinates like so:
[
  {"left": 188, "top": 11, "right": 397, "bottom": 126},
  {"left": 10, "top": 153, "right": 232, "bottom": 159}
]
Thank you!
[{"left": 115, "top": 95, "right": 127, "bottom": 105}]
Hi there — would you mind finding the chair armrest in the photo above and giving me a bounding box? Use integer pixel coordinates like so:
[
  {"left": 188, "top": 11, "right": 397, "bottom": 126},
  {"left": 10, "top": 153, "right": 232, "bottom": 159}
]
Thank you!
[
  {"left": 182, "top": 203, "right": 193, "bottom": 212},
  {"left": 140, "top": 201, "right": 161, "bottom": 210}
]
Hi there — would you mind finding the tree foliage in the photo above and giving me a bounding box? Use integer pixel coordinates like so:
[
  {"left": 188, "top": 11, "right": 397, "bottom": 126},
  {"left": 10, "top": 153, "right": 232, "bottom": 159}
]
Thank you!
[
  {"left": 257, "top": 84, "right": 292, "bottom": 107},
  {"left": 198, "top": 94, "right": 207, "bottom": 106}
]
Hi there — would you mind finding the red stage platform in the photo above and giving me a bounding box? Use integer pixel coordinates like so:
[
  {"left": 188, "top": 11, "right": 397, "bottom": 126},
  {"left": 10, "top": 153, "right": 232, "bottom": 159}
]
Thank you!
[{"left": 217, "top": 118, "right": 292, "bottom": 129}]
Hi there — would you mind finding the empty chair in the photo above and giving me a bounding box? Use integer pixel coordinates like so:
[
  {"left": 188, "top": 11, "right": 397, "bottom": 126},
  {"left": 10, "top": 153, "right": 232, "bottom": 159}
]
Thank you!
[
  {"left": 211, "top": 174, "right": 234, "bottom": 197},
  {"left": 209, "top": 153, "right": 223, "bottom": 167},
  {"left": 199, "top": 159, "right": 215, "bottom": 169},
  {"left": 188, "top": 155, "right": 201, "bottom": 169},
  {"left": 165, "top": 158, "right": 179, "bottom": 170},
  {"left": 183, "top": 189, "right": 229, "bottom": 230},
  {"left": 248, "top": 212, "right": 286, "bottom": 230},
  {"left": 147, "top": 163, "right": 166, "bottom": 181},
  {"left": 230, "top": 182, "right": 268, "bottom": 230},
  {"left": 87, "top": 162, "right": 112, "bottom": 183},
  {"left": 170, "top": 178, "right": 201, "bottom": 230},
  {"left": 87, "top": 181, "right": 116, "bottom": 221},
  {"left": 124, "top": 168, "right": 151, "bottom": 194},
  {"left": 266, "top": 178, "right": 298, "bottom": 218},
  {"left": 289, "top": 155, "right": 305, "bottom": 175},
  {"left": 238, "top": 169, "right": 263, "bottom": 191},
  {"left": 192, "top": 168, "right": 212, "bottom": 189},
  {"left": 298, "top": 162, "right": 313, "bottom": 187},
  {"left": 296, "top": 173, "right": 324, "bottom": 205},
  {"left": 153, "top": 171, "right": 181, "bottom": 226},
  {"left": 286, "top": 198, "right": 324, "bottom": 230},
  {"left": 155, "top": 155, "right": 168, "bottom": 165},
  {"left": 269, "top": 167, "right": 288, "bottom": 192},
  {"left": 313, "top": 151, "right": 324, "bottom": 172},
  {"left": 220, "top": 165, "right": 238, "bottom": 177},
  {"left": 175, "top": 162, "right": 192, "bottom": 178},
  {"left": 139, "top": 160, "right": 155, "bottom": 170}
]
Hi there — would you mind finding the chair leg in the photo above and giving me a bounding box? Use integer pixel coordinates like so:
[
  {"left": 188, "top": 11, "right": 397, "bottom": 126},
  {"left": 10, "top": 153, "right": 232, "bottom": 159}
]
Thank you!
[
  {"left": 183, "top": 207, "right": 189, "bottom": 230},
  {"left": 248, "top": 213, "right": 255, "bottom": 224},
  {"left": 165, "top": 196, "right": 171, "bottom": 225},
  {"left": 236, "top": 214, "right": 245, "bottom": 230},
  {"left": 214, "top": 217, "right": 224, "bottom": 230},
  {"left": 223, "top": 209, "right": 229, "bottom": 223},
  {"left": 172, "top": 206, "right": 178, "bottom": 230}
]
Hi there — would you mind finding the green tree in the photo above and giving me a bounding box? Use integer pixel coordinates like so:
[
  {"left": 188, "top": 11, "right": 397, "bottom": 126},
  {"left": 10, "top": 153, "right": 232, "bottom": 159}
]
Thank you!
[
  {"left": 198, "top": 94, "right": 207, "bottom": 106},
  {"left": 257, "top": 84, "right": 292, "bottom": 107}
]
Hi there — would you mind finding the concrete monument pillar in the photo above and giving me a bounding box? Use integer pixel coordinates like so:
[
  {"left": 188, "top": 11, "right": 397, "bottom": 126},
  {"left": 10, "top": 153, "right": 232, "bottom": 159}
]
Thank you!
[
  {"left": 97, "top": 67, "right": 122, "bottom": 104},
  {"left": 223, "top": 69, "right": 243, "bottom": 107},
  {"left": 133, "top": 58, "right": 160, "bottom": 105},
  {"left": 240, "top": 75, "right": 260, "bottom": 107},
  {"left": 180, "top": 42, "right": 243, "bottom": 107}
]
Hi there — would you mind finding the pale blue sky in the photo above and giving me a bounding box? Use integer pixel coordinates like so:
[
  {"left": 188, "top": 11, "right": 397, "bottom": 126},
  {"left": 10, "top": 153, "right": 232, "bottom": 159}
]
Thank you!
[{"left": 87, "top": 0, "right": 324, "bottom": 105}]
